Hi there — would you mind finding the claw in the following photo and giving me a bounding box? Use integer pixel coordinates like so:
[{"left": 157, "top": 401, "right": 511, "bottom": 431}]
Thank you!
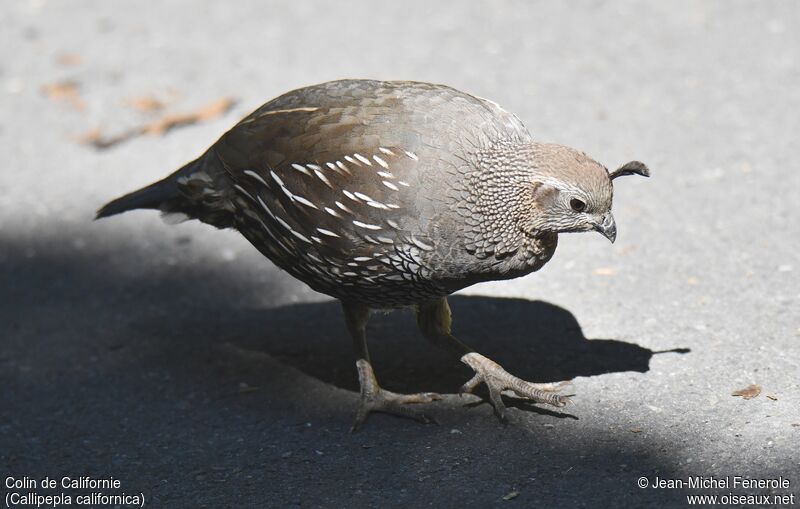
[
  {"left": 459, "top": 352, "right": 571, "bottom": 420},
  {"left": 351, "top": 359, "right": 441, "bottom": 431},
  {"left": 459, "top": 373, "right": 482, "bottom": 395}
]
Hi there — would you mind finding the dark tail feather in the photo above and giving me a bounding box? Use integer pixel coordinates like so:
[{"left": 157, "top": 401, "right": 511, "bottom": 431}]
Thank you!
[
  {"left": 96, "top": 152, "right": 233, "bottom": 228},
  {"left": 95, "top": 176, "right": 178, "bottom": 220},
  {"left": 94, "top": 153, "right": 209, "bottom": 220}
]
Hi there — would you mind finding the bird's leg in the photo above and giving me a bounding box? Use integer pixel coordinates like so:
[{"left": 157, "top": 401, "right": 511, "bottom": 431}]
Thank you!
[
  {"left": 416, "top": 297, "right": 570, "bottom": 421},
  {"left": 342, "top": 301, "right": 441, "bottom": 431}
]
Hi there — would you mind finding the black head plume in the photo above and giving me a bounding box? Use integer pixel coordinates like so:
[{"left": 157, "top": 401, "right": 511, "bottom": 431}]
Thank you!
[{"left": 609, "top": 161, "right": 650, "bottom": 180}]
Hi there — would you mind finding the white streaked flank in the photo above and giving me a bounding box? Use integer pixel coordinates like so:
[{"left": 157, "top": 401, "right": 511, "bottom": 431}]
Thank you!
[
  {"left": 382, "top": 180, "right": 399, "bottom": 191},
  {"left": 256, "top": 195, "right": 277, "bottom": 218},
  {"left": 354, "top": 153, "right": 371, "bottom": 166},
  {"left": 316, "top": 228, "right": 340, "bottom": 238},
  {"left": 291, "top": 163, "right": 311, "bottom": 176},
  {"left": 335, "top": 201, "right": 354, "bottom": 214},
  {"left": 290, "top": 230, "right": 312, "bottom": 243},
  {"left": 405, "top": 151, "right": 419, "bottom": 161},
  {"left": 324, "top": 206, "right": 342, "bottom": 218},
  {"left": 293, "top": 195, "right": 318, "bottom": 209},
  {"left": 314, "top": 169, "right": 333, "bottom": 188},
  {"left": 373, "top": 155, "right": 389, "bottom": 169},
  {"left": 269, "top": 170, "right": 285, "bottom": 187},
  {"left": 354, "top": 191, "right": 375, "bottom": 202},
  {"left": 335, "top": 161, "right": 351, "bottom": 174},
  {"left": 353, "top": 220, "right": 382, "bottom": 230},
  {"left": 274, "top": 215, "right": 292, "bottom": 232},
  {"left": 367, "top": 201, "right": 389, "bottom": 210},
  {"left": 342, "top": 190, "right": 360, "bottom": 202},
  {"left": 244, "top": 170, "right": 269, "bottom": 186},
  {"left": 233, "top": 184, "right": 254, "bottom": 201}
]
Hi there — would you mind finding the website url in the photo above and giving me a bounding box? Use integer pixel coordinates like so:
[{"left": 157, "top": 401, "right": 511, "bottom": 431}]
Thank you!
[{"left": 687, "top": 493, "right": 795, "bottom": 505}]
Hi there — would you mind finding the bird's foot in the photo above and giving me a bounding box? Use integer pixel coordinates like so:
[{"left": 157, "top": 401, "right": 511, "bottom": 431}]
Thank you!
[
  {"left": 352, "top": 359, "right": 442, "bottom": 431},
  {"left": 459, "top": 352, "right": 571, "bottom": 421}
]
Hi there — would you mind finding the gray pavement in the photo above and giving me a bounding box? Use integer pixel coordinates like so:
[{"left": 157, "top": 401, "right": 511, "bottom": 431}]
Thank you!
[{"left": 1, "top": 1, "right": 798, "bottom": 507}]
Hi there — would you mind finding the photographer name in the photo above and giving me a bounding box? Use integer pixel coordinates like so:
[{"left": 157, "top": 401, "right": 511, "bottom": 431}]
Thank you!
[{"left": 650, "top": 475, "right": 790, "bottom": 490}]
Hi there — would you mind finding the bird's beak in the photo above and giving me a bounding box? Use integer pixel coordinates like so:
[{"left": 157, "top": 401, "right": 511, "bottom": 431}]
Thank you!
[{"left": 593, "top": 213, "right": 617, "bottom": 243}]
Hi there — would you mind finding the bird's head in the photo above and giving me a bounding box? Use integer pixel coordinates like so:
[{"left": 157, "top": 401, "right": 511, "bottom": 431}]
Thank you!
[{"left": 516, "top": 143, "right": 650, "bottom": 243}]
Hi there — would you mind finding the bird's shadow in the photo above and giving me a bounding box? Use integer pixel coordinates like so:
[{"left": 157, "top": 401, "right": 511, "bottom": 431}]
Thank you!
[
  {"left": 226, "top": 295, "right": 688, "bottom": 397},
  {"left": 0, "top": 232, "right": 687, "bottom": 421}
]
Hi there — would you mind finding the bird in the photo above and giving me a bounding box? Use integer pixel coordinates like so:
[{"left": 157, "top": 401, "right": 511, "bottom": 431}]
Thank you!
[{"left": 97, "top": 79, "right": 649, "bottom": 429}]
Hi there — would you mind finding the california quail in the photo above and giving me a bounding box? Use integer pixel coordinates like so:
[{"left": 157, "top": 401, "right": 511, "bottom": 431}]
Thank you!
[{"left": 97, "top": 79, "right": 649, "bottom": 428}]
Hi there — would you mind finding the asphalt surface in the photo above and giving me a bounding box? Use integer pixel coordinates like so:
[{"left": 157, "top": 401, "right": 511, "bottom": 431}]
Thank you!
[{"left": 1, "top": 1, "right": 798, "bottom": 507}]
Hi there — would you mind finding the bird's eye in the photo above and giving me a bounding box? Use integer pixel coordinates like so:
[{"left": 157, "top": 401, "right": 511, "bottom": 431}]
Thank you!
[{"left": 570, "top": 198, "right": 586, "bottom": 212}]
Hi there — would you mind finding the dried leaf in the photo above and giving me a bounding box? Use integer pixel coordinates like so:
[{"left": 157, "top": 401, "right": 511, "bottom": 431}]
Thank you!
[
  {"left": 126, "top": 96, "right": 166, "bottom": 113},
  {"left": 41, "top": 81, "right": 77, "bottom": 98},
  {"left": 766, "top": 394, "right": 777, "bottom": 401},
  {"left": 56, "top": 53, "right": 83, "bottom": 66},
  {"left": 630, "top": 428, "right": 643, "bottom": 433},
  {"left": 76, "top": 128, "right": 102, "bottom": 144},
  {"left": 502, "top": 491, "right": 520, "bottom": 501},
  {"left": 593, "top": 267, "right": 616, "bottom": 276},
  {"left": 142, "top": 97, "right": 235, "bottom": 135},
  {"left": 731, "top": 384, "right": 761, "bottom": 400},
  {"left": 82, "top": 97, "right": 236, "bottom": 150},
  {"left": 77, "top": 128, "right": 133, "bottom": 150},
  {"left": 41, "top": 80, "right": 85, "bottom": 110}
]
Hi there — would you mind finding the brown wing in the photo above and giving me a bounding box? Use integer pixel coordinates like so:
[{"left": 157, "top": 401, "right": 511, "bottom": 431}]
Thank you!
[{"left": 209, "top": 80, "right": 531, "bottom": 301}]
